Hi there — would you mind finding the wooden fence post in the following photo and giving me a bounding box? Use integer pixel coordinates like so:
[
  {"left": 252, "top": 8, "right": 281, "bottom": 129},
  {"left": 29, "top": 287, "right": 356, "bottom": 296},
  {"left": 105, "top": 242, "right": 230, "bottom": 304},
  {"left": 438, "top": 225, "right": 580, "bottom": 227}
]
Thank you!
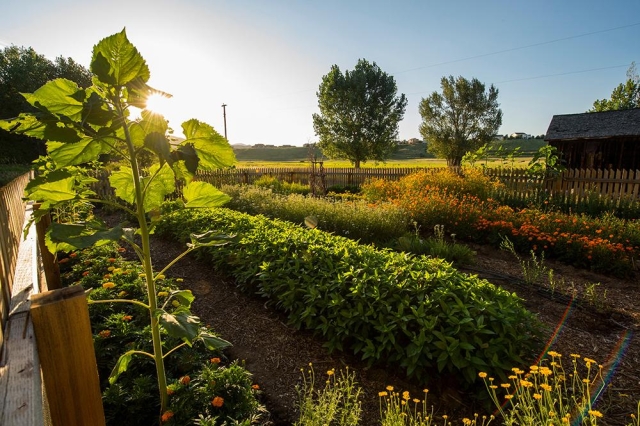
[
  {"left": 30, "top": 285, "right": 106, "bottom": 426},
  {"left": 32, "top": 204, "right": 61, "bottom": 291}
]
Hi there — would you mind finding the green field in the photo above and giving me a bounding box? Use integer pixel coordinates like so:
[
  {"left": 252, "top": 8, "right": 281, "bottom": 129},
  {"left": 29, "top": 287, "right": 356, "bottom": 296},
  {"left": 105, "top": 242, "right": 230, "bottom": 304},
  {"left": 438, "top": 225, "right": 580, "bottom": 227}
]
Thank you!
[{"left": 233, "top": 139, "right": 544, "bottom": 168}]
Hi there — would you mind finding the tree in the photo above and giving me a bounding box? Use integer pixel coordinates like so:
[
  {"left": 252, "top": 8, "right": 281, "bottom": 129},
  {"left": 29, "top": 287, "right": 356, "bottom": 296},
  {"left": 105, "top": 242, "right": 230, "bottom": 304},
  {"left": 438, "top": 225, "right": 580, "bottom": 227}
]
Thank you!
[
  {"left": 589, "top": 62, "right": 639, "bottom": 112},
  {"left": 0, "top": 46, "right": 92, "bottom": 163},
  {"left": 312, "top": 59, "right": 407, "bottom": 168},
  {"left": 418, "top": 76, "right": 502, "bottom": 167}
]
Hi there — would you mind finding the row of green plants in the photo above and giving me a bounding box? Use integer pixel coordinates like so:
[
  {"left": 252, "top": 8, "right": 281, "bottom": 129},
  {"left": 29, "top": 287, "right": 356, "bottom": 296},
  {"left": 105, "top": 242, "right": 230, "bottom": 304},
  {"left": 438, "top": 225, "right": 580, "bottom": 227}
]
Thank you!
[
  {"left": 156, "top": 205, "right": 541, "bottom": 386},
  {"left": 57, "top": 242, "right": 265, "bottom": 425},
  {"left": 361, "top": 169, "right": 640, "bottom": 277},
  {"left": 295, "top": 357, "right": 640, "bottom": 426}
]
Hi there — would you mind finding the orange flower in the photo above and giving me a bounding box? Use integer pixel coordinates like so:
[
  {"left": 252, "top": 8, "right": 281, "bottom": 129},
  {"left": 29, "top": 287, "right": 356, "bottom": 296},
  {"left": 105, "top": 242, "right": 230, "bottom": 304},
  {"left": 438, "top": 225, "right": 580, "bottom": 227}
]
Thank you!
[
  {"left": 161, "top": 411, "right": 174, "bottom": 422},
  {"left": 58, "top": 258, "right": 70, "bottom": 264},
  {"left": 82, "top": 271, "right": 90, "bottom": 277},
  {"left": 167, "top": 388, "right": 175, "bottom": 396},
  {"left": 102, "top": 282, "right": 116, "bottom": 289},
  {"left": 98, "top": 330, "right": 111, "bottom": 338},
  {"left": 252, "top": 384, "right": 260, "bottom": 390},
  {"left": 108, "top": 258, "right": 116, "bottom": 263},
  {"left": 179, "top": 375, "right": 191, "bottom": 386},
  {"left": 118, "top": 247, "right": 126, "bottom": 253},
  {"left": 210, "top": 357, "right": 221, "bottom": 364},
  {"left": 122, "top": 315, "right": 133, "bottom": 322},
  {"left": 69, "top": 252, "right": 78, "bottom": 258},
  {"left": 212, "top": 396, "right": 224, "bottom": 407}
]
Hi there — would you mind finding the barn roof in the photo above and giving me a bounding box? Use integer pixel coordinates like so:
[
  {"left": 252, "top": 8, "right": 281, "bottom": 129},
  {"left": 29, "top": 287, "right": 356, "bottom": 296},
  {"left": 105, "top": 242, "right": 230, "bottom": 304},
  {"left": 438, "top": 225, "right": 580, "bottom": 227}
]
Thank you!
[{"left": 545, "top": 109, "right": 640, "bottom": 141}]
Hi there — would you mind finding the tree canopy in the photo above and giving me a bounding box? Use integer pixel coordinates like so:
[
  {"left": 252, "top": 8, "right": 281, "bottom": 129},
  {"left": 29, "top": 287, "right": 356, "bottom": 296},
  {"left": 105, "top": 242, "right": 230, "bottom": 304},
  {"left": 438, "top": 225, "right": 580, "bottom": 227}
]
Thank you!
[
  {"left": 419, "top": 76, "right": 502, "bottom": 167},
  {"left": 0, "top": 45, "right": 92, "bottom": 163},
  {"left": 312, "top": 59, "right": 407, "bottom": 168},
  {"left": 589, "top": 63, "right": 639, "bottom": 112}
]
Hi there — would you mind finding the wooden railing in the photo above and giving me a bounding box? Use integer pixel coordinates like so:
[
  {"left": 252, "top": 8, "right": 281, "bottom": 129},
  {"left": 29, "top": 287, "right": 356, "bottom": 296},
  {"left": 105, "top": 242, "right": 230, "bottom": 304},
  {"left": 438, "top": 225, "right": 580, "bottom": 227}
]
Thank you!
[{"left": 0, "top": 172, "right": 31, "bottom": 349}]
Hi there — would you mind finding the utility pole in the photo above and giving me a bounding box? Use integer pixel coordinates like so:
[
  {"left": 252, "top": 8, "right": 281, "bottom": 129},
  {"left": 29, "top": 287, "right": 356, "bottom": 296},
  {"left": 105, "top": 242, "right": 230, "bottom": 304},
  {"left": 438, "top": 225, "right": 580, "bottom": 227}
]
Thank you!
[{"left": 221, "top": 103, "right": 228, "bottom": 140}]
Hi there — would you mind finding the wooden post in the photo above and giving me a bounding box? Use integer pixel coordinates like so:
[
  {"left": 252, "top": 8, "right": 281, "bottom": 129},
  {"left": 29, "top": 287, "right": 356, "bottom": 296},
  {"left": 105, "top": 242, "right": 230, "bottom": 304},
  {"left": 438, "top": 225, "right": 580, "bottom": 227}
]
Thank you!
[
  {"left": 30, "top": 285, "right": 106, "bottom": 426},
  {"left": 32, "top": 204, "right": 61, "bottom": 291}
]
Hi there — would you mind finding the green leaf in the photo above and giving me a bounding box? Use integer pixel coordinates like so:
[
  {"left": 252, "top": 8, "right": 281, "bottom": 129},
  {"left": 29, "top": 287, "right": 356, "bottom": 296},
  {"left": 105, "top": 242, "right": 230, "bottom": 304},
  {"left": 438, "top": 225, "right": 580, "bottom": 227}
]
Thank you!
[
  {"left": 108, "top": 351, "right": 135, "bottom": 384},
  {"left": 22, "top": 79, "right": 84, "bottom": 121},
  {"left": 25, "top": 174, "right": 77, "bottom": 207},
  {"left": 47, "top": 139, "right": 105, "bottom": 166},
  {"left": 155, "top": 308, "right": 201, "bottom": 345},
  {"left": 109, "top": 167, "right": 135, "bottom": 204},
  {"left": 142, "top": 163, "right": 175, "bottom": 212},
  {"left": 91, "top": 29, "right": 150, "bottom": 86},
  {"left": 188, "top": 230, "right": 235, "bottom": 248},
  {"left": 46, "top": 222, "right": 124, "bottom": 253},
  {"left": 199, "top": 332, "right": 232, "bottom": 351},
  {"left": 183, "top": 181, "right": 230, "bottom": 208},
  {"left": 181, "top": 119, "right": 236, "bottom": 170},
  {"left": 169, "top": 290, "right": 195, "bottom": 308},
  {"left": 144, "top": 132, "right": 171, "bottom": 163}
]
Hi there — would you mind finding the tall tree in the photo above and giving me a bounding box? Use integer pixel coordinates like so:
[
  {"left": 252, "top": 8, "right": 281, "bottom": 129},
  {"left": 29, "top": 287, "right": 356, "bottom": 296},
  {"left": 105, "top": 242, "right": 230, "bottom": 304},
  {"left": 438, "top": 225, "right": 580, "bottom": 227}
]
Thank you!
[
  {"left": 0, "top": 46, "right": 92, "bottom": 163},
  {"left": 589, "top": 62, "right": 639, "bottom": 112},
  {"left": 419, "top": 76, "right": 502, "bottom": 167},
  {"left": 312, "top": 59, "right": 407, "bottom": 168}
]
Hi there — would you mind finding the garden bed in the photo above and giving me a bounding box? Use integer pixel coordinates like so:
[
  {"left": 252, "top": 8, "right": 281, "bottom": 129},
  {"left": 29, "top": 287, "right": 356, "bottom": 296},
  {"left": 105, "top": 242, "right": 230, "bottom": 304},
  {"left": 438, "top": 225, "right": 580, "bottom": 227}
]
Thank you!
[{"left": 141, "top": 222, "right": 640, "bottom": 425}]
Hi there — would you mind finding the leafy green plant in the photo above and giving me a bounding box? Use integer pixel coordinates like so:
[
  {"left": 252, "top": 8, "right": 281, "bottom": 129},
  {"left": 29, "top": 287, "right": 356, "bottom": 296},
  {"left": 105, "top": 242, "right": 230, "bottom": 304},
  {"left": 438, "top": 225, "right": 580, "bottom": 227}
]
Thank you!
[
  {"left": 157, "top": 207, "right": 542, "bottom": 386},
  {"left": 394, "top": 224, "right": 475, "bottom": 266},
  {"left": 295, "top": 364, "right": 362, "bottom": 426},
  {"left": 0, "top": 29, "right": 236, "bottom": 418},
  {"left": 499, "top": 236, "right": 547, "bottom": 285}
]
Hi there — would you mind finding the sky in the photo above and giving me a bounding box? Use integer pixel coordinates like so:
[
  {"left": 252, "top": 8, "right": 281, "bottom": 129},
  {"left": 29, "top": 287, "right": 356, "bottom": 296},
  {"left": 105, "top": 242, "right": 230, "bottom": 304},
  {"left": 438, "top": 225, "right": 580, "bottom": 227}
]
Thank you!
[{"left": 1, "top": 0, "right": 638, "bottom": 146}]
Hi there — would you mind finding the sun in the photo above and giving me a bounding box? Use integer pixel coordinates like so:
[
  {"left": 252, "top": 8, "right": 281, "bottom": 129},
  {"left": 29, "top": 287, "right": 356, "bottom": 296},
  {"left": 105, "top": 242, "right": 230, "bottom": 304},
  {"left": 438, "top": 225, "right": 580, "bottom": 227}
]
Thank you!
[{"left": 144, "top": 93, "right": 171, "bottom": 113}]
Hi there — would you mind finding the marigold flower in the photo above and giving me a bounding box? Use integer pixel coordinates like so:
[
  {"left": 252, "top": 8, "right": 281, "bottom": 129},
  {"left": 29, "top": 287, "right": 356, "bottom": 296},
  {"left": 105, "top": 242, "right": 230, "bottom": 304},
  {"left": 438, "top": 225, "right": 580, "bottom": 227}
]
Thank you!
[
  {"left": 540, "top": 383, "right": 552, "bottom": 391},
  {"left": 500, "top": 383, "right": 511, "bottom": 388},
  {"left": 108, "top": 257, "right": 116, "bottom": 263},
  {"left": 179, "top": 375, "right": 190, "bottom": 385},
  {"left": 588, "top": 410, "right": 603, "bottom": 418},
  {"left": 402, "top": 391, "right": 410, "bottom": 400},
  {"left": 252, "top": 384, "right": 260, "bottom": 390},
  {"left": 161, "top": 411, "right": 174, "bottom": 422},
  {"left": 210, "top": 357, "right": 221, "bottom": 364},
  {"left": 478, "top": 372, "right": 488, "bottom": 378},
  {"left": 533, "top": 393, "right": 542, "bottom": 400},
  {"left": 98, "top": 330, "right": 111, "bottom": 338},
  {"left": 504, "top": 394, "right": 513, "bottom": 400},
  {"left": 69, "top": 252, "right": 77, "bottom": 258},
  {"left": 102, "top": 282, "right": 116, "bottom": 289},
  {"left": 118, "top": 247, "right": 126, "bottom": 253},
  {"left": 212, "top": 396, "right": 224, "bottom": 407},
  {"left": 327, "top": 369, "right": 335, "bottom": 376},
  {"left": 122, "top": 315, "right": 133, "bottom": 322},
  {"left": 167, "top": 388, "right": 175, "bottom": 396},
  {"left": 386, "top": 385, "right": 394, "bottom": 391},
  {"left": 82, "top": 271, "right": 90, "bottom": 277},
  {"left": 378, "top": 391, "right": 388, "bottom": 397}
]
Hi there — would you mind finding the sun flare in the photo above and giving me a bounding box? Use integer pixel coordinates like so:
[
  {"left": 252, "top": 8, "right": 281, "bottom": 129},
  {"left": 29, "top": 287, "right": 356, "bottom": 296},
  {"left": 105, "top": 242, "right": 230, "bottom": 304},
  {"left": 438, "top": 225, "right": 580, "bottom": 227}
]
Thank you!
[{"left": 145, "top": 93, "right": 171, "bottom": 114}]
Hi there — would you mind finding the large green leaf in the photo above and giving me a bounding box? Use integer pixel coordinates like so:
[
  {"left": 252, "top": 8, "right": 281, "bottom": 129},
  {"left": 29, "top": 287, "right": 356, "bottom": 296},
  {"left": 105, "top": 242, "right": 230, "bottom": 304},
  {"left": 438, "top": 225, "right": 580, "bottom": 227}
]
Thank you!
[
  {"left": 169, "top": 290, "right": 195, "bottom": 308},
  {"left": 45, "top": 222, "right": 124, "bottom": 253},
  {"left": 199, "top": 333, "right": 232, "bottom": 351},
  {"left": 181, "top": 119, "right": 236, "bottom": 170},
  {"left": 25, "top": 174, "right": 77, "bottom": 206},
  {"left": 47, "top": 139, "right": 105, "bottom": 166},
  {"left": 188, "top": 230, "right": 235, "bottom": 249},
  {"left": 155, "top": 308, "right": 200, "bottom": 345},
  {"left": 22, "top": 79, "right": 85, "bottom": 121},
  {"left": 142, "top": 163, "right": 175, "bottom": 212},
  {"left": 183, "top": 181, "right": 230, "bottom": 208},
  {"left": 109, "top": 167, "right": 136, "bottom": 204},
  {"left": 144, "top": 132, "right": 171, "bottom": 164},
  {"left": 91, "top": 29, "right": 150, "bottom": 86},
  {"left": 108, "top": 351, "right": 134, "bottom": 384}
]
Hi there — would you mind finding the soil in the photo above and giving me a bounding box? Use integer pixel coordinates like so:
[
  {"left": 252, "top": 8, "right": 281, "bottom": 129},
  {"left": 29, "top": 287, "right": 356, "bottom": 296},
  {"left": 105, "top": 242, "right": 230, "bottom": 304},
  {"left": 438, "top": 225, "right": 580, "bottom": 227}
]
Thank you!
[{"left": 146, "top": 232, "right": 640, "bottom": 425}]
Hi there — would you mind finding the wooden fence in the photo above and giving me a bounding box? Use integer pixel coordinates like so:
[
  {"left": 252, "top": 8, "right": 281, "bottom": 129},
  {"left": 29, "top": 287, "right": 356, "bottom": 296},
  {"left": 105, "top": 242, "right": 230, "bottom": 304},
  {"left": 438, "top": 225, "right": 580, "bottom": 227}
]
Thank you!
[
  {"left": 0, "top": 172, "right": 31, "bottom": 351},
  {"left": 89, "top": 167, "right": 640, "bottom": 201}
]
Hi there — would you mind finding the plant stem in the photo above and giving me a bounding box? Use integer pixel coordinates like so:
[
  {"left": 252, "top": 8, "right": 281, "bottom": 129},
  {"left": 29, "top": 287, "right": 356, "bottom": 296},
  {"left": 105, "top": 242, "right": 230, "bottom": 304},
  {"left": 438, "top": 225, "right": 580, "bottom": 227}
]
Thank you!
[{"left": 116, "top": 98, "right": 169, "bottom": 414}]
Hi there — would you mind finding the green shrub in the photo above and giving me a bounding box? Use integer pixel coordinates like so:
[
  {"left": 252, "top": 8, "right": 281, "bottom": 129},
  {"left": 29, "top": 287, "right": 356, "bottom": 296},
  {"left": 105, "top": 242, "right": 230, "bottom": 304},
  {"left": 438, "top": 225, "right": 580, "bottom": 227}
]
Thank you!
[
  {"left": 156, "top": 207, "right": 542, "bottom": 387},
  {"left": 253, "top": 175, "right": 310, "bottom": 195},
  {"left": 222, "top": 185, "right": 409, "bottom": 245}
]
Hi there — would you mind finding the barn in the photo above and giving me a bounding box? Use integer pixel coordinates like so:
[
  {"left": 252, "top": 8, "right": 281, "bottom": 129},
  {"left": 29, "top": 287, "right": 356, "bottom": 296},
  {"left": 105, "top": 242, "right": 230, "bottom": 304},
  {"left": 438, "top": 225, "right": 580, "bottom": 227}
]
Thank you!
[{"left": 545, "top": 109, "right": 640, "bottom": 170}]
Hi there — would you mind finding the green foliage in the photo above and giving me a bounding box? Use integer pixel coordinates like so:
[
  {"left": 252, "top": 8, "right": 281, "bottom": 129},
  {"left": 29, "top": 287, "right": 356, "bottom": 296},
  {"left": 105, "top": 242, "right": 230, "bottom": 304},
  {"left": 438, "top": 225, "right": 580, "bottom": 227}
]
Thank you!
[
  {"left": 222, "top": 184, "right": 409, "bottom": 245},
  {"left": 1, "top": 29, "right": 236, "bottom": 416},
  {"left": 589, "top": 62, "right": 639, "bottom": 112},
  {"left": 252, "top": 175, "right": 310, "bottom": 195},
  {"left": 156, "top": 207, "right": 542, "bottom": 387},
  {"left": 499, "top": 236, "right": 548, "bottom": 285},
  {"left": 526, "top": 145, "right": 565, "bottom": 179},
  {"left": 313, "top": 59, "right": 407, "bottom": 168},
  {"left": 419, "top": 76, "right": 502, "bottom": 167},
  {"left": 394, "top": 224, "right": 476, "bottom": 267},
  {"left": 295, "top": 365, "right": 362, "bottom": 426}
]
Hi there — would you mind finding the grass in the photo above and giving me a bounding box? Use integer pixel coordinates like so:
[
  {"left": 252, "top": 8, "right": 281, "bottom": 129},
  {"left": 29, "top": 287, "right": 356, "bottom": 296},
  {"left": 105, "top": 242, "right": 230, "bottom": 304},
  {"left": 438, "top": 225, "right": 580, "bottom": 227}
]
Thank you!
[{"left": 235, "top": 158, "right": 534, "bottom": 168}]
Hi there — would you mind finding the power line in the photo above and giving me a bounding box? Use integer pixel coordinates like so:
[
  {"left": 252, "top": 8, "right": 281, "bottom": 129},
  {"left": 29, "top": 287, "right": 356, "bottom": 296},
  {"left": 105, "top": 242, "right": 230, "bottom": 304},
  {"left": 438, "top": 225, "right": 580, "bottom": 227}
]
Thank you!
[
  {"left": 494, "top": 63, "right": 633, "bottom": 84},
  {"left": 394, "top": 22, "right": 640, "bottom": 74}
]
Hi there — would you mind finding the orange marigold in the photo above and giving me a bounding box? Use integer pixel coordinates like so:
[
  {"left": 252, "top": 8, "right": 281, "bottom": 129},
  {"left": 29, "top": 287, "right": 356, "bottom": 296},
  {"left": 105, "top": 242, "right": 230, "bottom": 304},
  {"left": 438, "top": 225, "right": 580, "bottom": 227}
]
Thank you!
[
  {"left": 161, "top": 411, "right": 174, "bottom": 422},
  {"left": 212, "top": 396, "right": 224, "bottom": 407},
  {"left": 210, "top": 357, "right": 221, "bottom": 364},
  {"left": 179, "top": 375, "right": 191, "bottom": 386}
]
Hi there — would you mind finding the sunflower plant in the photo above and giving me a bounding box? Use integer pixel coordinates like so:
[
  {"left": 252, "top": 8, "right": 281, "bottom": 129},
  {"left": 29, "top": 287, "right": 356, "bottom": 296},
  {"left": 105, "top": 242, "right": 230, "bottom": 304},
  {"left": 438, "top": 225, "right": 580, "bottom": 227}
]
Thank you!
[{"left": 0, "top": 29, "right": 235, "bottom": 419}]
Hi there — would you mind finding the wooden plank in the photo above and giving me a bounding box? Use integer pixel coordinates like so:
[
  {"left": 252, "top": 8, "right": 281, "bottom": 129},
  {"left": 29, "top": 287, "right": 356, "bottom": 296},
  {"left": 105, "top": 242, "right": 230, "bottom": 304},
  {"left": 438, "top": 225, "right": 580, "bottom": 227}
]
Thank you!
[
  {"left": 0, "top": 204, "right": 44, "bottom": 426},
  {"left": 30, "top": 285, "right": 105, "bottom": 426}
]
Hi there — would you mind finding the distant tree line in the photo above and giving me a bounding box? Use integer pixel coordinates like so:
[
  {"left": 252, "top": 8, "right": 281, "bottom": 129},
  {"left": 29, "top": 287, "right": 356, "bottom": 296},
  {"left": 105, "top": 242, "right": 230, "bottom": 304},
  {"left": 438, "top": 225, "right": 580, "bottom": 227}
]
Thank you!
[{"left": 0, "top": 45, "right": 92, "bottom": 164}]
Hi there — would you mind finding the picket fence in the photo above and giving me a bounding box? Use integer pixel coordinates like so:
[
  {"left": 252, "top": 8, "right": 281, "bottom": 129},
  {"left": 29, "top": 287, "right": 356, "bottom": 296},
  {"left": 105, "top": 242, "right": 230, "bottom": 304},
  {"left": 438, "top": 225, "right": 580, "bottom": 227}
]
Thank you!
[
  {"left": 88, "top": 167, "right": 640, "bottom": 202},
  {"left": 0, "top": 172, "right": 31, "bottom": 351}
]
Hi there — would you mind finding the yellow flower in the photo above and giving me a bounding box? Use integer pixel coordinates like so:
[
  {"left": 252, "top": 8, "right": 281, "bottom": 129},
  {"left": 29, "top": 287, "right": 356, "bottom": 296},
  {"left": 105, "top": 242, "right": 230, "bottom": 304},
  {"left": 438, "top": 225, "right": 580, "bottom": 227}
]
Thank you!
[
  {"left": 500, "top": 383, "right": 511, "bottom": 389},
  {"left": 540, "top": 383, "right": 552, "bottom": 391},
  {"left": 530, "top": 365, "right": 539, "bottom": 371},
  {"left": 378, "top": 391, "right": 388, "bottom": 397},
  {"left": 490, "top": 385, "right": 498, "bottom": 389},
  {"left": 107, "top": 266, "right": 115, "bottom": 271},
  {"left": 386, "top": 385, "right": 394, "bottom": 391},
  {"left": 520, "top": 380, "right": 534, "bottom": 388},
  {"left": 478, "top": 372, "right": 488, "bottom": 378},
  {"left": 176, "top": 278, "right": 184, "bottom": 282},
  {"left": 570, "top": 353, "right": 580, "bottom": 358},
  {"left": 412, "top": 398, "right": 420, "bottom": 403},
  {"left": 533, "top": 393, "right": 542, "bottom": 400},
  {"left": 402, "top": 391, "right": 410, "bottom": 400},
  {"left": 504, "top": 394, "right": 513, "bottom": 400},
  {"left": 118, "top": 291, "right": 128, "bottom": 297},
  {"left": 540, "top": 367, "right": 552, "bottom": 376},
  {"left": 158, "top": 291, "right": 169, "bottom": 297},
  {"left": 584, "top": 357, "right": 597, "bottom": 365},
  {"left": 102, "top": 282, "right": 116, "bottom": 289},
  {"left": 547, "top": 351, "right": 561, "bottom": 357},
  {"left": 327, "top": 369, "right": 334, "bottom": 376},
  {"left": 588, "top": 410, "right": 603, "bottom": 418}
]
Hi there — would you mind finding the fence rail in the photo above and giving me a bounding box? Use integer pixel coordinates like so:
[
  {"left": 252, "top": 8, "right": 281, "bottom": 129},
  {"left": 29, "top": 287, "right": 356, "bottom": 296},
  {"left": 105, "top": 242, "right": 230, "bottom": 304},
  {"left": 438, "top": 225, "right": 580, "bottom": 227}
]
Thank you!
[{"left": 0, "top": 172, "right": 31, "bottom": 350}]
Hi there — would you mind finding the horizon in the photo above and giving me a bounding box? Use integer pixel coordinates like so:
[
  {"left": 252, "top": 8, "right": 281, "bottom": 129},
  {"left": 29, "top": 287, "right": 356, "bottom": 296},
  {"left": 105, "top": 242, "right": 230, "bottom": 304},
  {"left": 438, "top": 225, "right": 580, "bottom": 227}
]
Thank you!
[{"left": 1, "top": 0, "right": 638, "bottom": 146}]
